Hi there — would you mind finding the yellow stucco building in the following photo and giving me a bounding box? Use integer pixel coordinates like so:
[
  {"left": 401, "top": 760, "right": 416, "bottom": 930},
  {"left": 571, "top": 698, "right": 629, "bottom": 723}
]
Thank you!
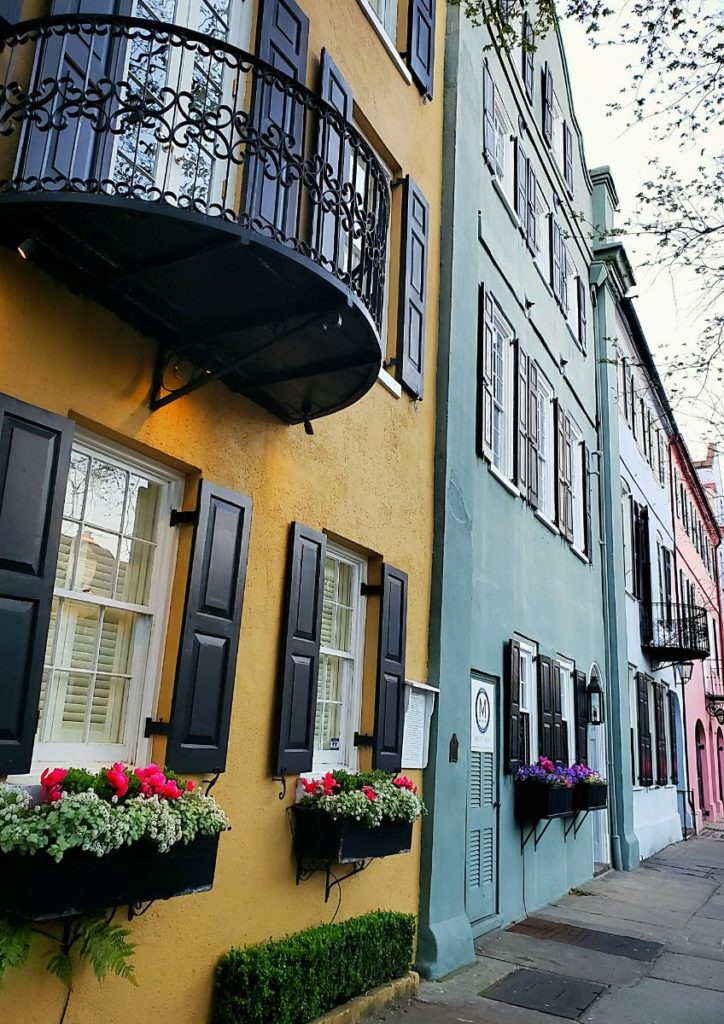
[{"left": 0, "top": 1, "right": 443, "bottom": 1021}]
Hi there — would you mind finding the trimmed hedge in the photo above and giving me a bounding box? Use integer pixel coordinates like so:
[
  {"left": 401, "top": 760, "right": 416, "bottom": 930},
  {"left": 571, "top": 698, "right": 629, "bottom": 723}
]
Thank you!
[{"left": 212, "top": 910, "right": 416, "bottom": 1024}]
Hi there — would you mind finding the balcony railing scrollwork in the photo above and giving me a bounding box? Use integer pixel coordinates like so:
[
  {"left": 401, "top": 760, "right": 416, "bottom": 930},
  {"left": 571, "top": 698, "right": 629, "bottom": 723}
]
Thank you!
[
  {"left": 705, "top": 660, "right": 724, "bottom": 725},
  {"left": 641, "top": 601, "right": 711, "bottom": 663},
  {"left": 0, "top": 15, "right": 391, "bottom": 422}
]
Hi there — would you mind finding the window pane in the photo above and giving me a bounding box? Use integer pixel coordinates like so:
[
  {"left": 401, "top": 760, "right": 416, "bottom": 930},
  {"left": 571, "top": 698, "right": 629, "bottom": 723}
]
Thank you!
[
  {"left": 314, "top": 654, "right": 345, "bottom": 753},
  {"left": 125, "top": 475, "right": 161, "bottom": 541},
  {"left": 116, "top": 538, "right": 156, "bottom": 605},
  {"left": 56, "top": 521, "right": 78, "bottom": 590},
  {"left": 85, "top": 459, "right": 127, "bottom": 533},
  {"left": 88, "top": 675, "right": 130, "bottom": 744},
  {"left": 73, "top": 530, "right": 120, "bottom": 599},
  {"left": 52, "top": 601, "right": 101, "bottom": 673},
  {"left": 42, "top": 670, "right": 90, "bottom": 742},
  {"left": 64, "top": 451, "right": 89, "bottom": 520}
]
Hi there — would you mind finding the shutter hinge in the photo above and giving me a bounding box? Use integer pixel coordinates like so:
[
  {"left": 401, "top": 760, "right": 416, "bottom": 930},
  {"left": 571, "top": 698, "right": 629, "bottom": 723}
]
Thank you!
[
  {"left": 144, "top": 717, "right": 171, "bottom": 738},
  {"left": 360, "top": 583, "right": 382, "bottom": 597},
  {"left": 170, "top": 508, "right": 198, "bottom": 527},
  {"left": 353, "top": 732, "right": 374, "bottom": 748}
]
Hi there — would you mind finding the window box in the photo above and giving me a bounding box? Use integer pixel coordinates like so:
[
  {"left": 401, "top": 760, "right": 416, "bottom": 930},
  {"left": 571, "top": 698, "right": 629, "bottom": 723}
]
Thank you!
[
  {"left": 573, "top": 782, "right": 608, "bottom": 812},
  {"left": 0, "top": 834, "right": 220, "bottom": 921},
  {"left": 514, "top": 781, "right": 573, "bottom": 822},
  {"left": 292, "top": 805, "right": 413, "bottom": 863}
]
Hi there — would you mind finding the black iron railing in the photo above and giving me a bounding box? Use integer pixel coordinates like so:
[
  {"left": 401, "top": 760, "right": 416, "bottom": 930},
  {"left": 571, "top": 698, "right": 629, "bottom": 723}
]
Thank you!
[
  {"left": 705, "top": 660, "right": 724, "bottom": 724},
  {"left": 0, "top": 15, "right": 390, "bottom": 329},
  {"left": 642, "top": 601, "right": 711, "bottom": 660}
]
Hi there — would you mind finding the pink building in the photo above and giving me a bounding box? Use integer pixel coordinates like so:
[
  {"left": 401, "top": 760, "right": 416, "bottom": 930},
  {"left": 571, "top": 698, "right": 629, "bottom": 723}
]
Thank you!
[{"left": 671, "top": 437, "right": 724, "bottom": 830}]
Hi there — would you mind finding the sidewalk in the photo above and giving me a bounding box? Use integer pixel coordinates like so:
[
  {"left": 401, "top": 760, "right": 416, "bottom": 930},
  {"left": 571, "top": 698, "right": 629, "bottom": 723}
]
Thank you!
[{"left": 375, "top": 824, "right": 724, "bottom": 1024}]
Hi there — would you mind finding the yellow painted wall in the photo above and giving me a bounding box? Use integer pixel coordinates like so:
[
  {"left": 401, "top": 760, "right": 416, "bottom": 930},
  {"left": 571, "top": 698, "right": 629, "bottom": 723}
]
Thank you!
[{"left": 0, "top": 2, "right": 445, "bottom": 1022}]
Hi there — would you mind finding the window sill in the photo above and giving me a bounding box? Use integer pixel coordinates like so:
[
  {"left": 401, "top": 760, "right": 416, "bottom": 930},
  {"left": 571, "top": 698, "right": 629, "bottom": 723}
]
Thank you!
[
  {"left": 377, "top": 366, "right": 402, "bottom": 398},
  {"left": 488, "top": 463, "right": 520, "bottom": 497},
  {"left": 533, "top": 260, "right": 556, "bottom": 300},
  {"left": 489, "top": 172, "right": 520, "bottom": 231},
  {"left": 356, "top": 1, "right": 412, "bottom": 85},
  {"left": 571, "top": 546, "right": 590, "bottom": 565},
  {"left": 535, "top": 510, "right": 559, "bottom": 536}
]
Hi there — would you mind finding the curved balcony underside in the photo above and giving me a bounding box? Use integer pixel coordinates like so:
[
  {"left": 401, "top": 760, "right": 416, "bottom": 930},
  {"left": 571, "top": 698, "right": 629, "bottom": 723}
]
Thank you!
[
  {"left": 0, "top": 16, "right": 390, "bottom": 424},
  {"left": 642, "top": 602, "right": 711, "bottom": 664}
]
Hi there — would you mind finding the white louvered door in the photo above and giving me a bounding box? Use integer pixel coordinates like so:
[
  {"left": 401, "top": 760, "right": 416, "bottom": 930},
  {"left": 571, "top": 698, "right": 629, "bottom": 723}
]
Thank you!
[{"left": 466, "top": 694, "right": 499, "bottom": 924}]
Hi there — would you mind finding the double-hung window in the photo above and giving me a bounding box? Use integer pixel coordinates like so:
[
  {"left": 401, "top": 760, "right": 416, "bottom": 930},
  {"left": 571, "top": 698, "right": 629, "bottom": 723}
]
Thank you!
[
  {"left": 491, "top": 306, "right": 514, "bottom": 477},
  {"left": 517, "top": 637, "right": 538, "bottom": 763},
  {"left": 364, "top": 0, "right": 398, "bottom": 41},
  {"left": 557, "top": 656, "right": 575, "bottom": 764},
  {"left": 313, "top": 544, "right": 367, "bottom": 772},
  {"left": 621, "top": 482, "right": 634, "bottom": 593},
  {"left": 536, "top": 371, "right": 555, "bottom": 521},
  {"left": 492, "top": 97, "right": 514, "bottom": 202},
  {"left": 569, "top": 417, "right": 585, "bottom": 552},
  {"left": 36, "top": 435, "right": 181, "bottom": 769}
]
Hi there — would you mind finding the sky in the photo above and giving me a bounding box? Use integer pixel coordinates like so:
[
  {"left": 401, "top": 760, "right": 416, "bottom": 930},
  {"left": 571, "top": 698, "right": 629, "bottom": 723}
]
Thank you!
[{"left": 560, "top": 12, "right": 716, "bottom": 460}]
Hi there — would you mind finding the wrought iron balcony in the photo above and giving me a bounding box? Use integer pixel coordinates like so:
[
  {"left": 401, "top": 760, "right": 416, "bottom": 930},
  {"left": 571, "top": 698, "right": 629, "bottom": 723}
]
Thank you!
[
  {"left": 641, "top": 602, "right": 711, "bottom": 663},
  {"left": 0, "top": 16, "right": 390, "bottom": 423},
  {"left": 705, "top": 661, "right": 724, "bottom": 725}
]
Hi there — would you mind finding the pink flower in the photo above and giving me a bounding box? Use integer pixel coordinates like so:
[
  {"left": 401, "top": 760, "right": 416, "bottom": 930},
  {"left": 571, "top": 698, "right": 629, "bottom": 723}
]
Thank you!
[
  {"left": 106, "top": 763, "right": 129, "bottom": 799},
  {"left": 186, "top": 780, "right": 195, "bottom": 793},
  {"left": 301, "top": 778, "right": 319, "bottom": 795},
  {"left": 392, "top": 776, "right": 417, "bottom": 793},
  {"left": 539, "top": 756, "right": 555, "bottom": 773},
  {"left": 46, "top": 785, "right": 63, "bottom": 803},
  {"left": 40, "top": 768, "right": 68, "bottom": 803},
  {"left": 361, "top": 785, "right": 377, "bottom": 802},
  {"left": 321, "top": 772, "right": 339, "bottom": 796},
  {"left": 159, "top": 780, "right": 182, "bottom": 800}
]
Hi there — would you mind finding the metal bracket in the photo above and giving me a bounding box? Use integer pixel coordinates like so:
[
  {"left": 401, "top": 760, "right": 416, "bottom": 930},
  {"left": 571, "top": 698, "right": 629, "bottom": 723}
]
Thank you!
[
  {"left": 144, "top": 718, "right": 170, "bottom": 738},
  {"left": 563, "top": 810, "right": 590, "bottom": 840},
  {"left": 170, "top": 508, "right": 198, "bottom": 527},
  {"left": 127, "top": 900, "right": 155, "bottom": 920},
  {"left": 273, "top": 770, "right": 288, "bottom": 801},
  {"left": 353, "top": 732, "right": 374, "bottom": 748},
  {"left": 520, "top": 817, "right": 553, "bottom": 853},
  {"left": 295, "top": 858, "right": 371, "bottom": 903}
]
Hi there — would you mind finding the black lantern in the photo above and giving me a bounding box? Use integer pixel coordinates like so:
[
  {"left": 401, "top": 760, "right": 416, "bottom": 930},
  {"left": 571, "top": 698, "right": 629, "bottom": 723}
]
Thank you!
[
  {"left": 677, "top": 661, "right": 694, "bottom": 685},
  {"left": 587, "top": 675, "right": 604, "bottom": 725}
]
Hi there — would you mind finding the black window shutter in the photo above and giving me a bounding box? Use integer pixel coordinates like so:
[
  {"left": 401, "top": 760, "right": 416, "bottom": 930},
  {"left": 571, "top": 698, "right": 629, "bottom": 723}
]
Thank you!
[
  {"left": 515, "top": 340, "right": 529, "bottom": 493},
  {"left": 407, "top": 0, "right": 436, "bottom": 100},
  {"left": 273, "top": 522, "right": 327, "bottom": 776},
  {"left": 522, "top": 14, "right": 534, "bottom": 100},
  {"left": 551, "top": 661, "right": 565, "bottom": 763},
  {"left": 537, "top": 654, "right": 553, "bottom": 760},
  {"left": 314, "top": 49, "right": 353, "bottom": 266},
  {"left": 654, "top": 684, "right": 668, "bottom": 786},
  {"left": 563, "top": 122, "right": 574, "bottom": 193},
  {"left": 582, "top": 442, "right": 593, "bottom": 562},
  {"left": 526, "top": 164, "right": 538, "bottom": 252},
  {"left": 573, "top": 669, "right": 588, "bottom": 763},
  {"left": 373, "top": 564, "right": 408, "bottom": 772},
  {"left": 638, "top": 506, "right": 652, "bottom": 637},
  {"left": 668, "top": 689, "right": 679, "bottom": 785},
  {"left": 554, "top": 399, "right": 564, "bottom": 531},
  {"left": 483, "top": 61, "right": 496, "bottom": 167},
  {"left": 637, "top": 672, "right": 653, "bottom": 787},
  {"left": 527, "top": 360, "right": 540, "bottom": 509},
  {"left": 0, "top": 394, "right": 73, "bottom": 775},
  {"left": 515, "top": 140, "right": 528, "bottom": 222},
  {"left": 477, "top": 285, "right": 494, "bottom": 460},
  {"left": 505, "top": 638, "right": 522, "bottom": 773},
  {"left": 542, "top": 63, "right": 553, "bottom": 145},
  {"left": 166, "top": 482, "right": 252, "bottom": 774},
  {"left": 397, "top": 176, "right": 429, "bottom": 400},
  {"left": 551, "top": 220, "right": 562, "bottom": 300},
  {"left": 577, "top": 277, "right": 587, "bottom": 351}
]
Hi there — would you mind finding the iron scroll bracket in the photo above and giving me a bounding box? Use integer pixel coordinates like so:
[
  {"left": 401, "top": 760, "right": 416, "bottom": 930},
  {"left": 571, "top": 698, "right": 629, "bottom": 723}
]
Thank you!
[
  {"left": 520, "top": 818, "right": 553, "bottom": 853},
  {"left": 563, "top": 810, "right": 590, "bottom": 840},
  {"left": 295, "top": 858, "right": 372, "bottom": 903}
]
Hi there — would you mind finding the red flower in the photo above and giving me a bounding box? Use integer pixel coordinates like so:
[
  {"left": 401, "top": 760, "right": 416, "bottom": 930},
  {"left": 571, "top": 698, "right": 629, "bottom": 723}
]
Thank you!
[
  {"left": 46, "top": 785, "right": 63, "bottom": 803},
  {"left": 539, "top": 756, "right": 555, "bottom": 773},
  {"left": 321, "top": 772, "right": 339, "bottom": 796},
  {"left": 301, "top": 778, "right": 319, "bottom": 795},
  {"left": 159, "top": 780, "right": 183, "bottom": 800},
  {"left": 392, "top": 776, "right": 417, "bottom": 793},
  {"left": 106, "top": 763, "right": 129, "bottom": 799},
  {"left": 40, "top": 768, "right": 68, "bottom": 803},
  {"left": 186, "top": 780, "right": 195, "bottom": 793},
  {"left": 361, "top": 785, "right": 377, "bottom": 802}
]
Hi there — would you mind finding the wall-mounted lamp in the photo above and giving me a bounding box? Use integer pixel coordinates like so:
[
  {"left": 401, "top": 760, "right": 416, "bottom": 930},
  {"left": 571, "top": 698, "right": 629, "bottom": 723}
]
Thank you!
[
  {"left": 677, "top": 661, "right": 694, "bottom": 685},
  {"left": 559, "top": 354, "right": 569, "bottom": 376},
  {"left": 17, "top": 238, "right": 37, "bottom": 261},
  {"left": 587, "top": 675, "right": 604, "bottom": 725}
]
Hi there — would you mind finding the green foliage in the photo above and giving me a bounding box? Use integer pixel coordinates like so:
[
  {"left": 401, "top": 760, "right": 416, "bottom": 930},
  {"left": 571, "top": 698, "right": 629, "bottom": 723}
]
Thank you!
[
  {"left": 45, "top": 948, "right": 74, "bottom": 989},
  {"left": 75, "top": 914, "right": 136, "bottom": 985},
  {"left": 213, "top": 911, "right": 415, "bottom": 1024},
  {"left": 0, "top": 919, "right": 31, "bottom": 985},
  {"left": 299, "top": 771, "right": 425, "bottom": 828}
]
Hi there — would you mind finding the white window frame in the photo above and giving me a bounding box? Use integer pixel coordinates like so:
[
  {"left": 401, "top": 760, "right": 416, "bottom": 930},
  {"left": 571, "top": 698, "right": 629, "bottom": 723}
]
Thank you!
[
  {"left": 517, "top": 636, "right": 538, "bottom": 763},
  {"left": 551, "top": 89, "right": 564, "bottom": 172},
  {"left": 621, "top": 480, "right": 635, "bottom": 594},
  {"left": 535, "top": 197, "right": 551, "bottom": 280},
  {"left": 492, "top": 94, "right": 515, "bottom": 204},
  {"left": 536, "top": 369, "right": 555, "bottom": 522},
  {"left": 569, "top": 417, "right": 585, "bottom": 553},
  {"left": 29, "top": 431, "right": 183, "bottom": 776},
  {"left": 491, "top": 304, "right": 515, "bottom": 480},
  {"left": 362, "top": 0, "right": 398, "bottom": 42},
  {"left": 312, "top": 542, "right": 368, "bottom": 773},
  {"left": 557, "top": 656, "right": 575, "bottom": 765},
  {"left": 629, "top": 664, "right": 639, "bottom": 785}
]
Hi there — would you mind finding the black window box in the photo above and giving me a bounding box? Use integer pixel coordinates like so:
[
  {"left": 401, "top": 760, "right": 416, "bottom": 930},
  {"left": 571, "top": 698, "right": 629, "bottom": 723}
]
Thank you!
[
  {"left": 514, "top": 781, "right": 574, "bottom": 822},
  {"left": 292, "top": 806, "right": 413, "bottom": 863},
  {"left": 0, "top": 834, "right": 220, "bottom": 921},
  {"left": 573, "top": 782, "right": 608, "bottom": 812}
]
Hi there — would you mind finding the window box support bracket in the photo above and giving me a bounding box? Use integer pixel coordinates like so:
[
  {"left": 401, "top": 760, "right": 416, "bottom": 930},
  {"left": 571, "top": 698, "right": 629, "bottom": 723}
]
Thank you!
[
  {"left": 563, "top": 809, "right": 590, "bottom": 841},
  {"left": 295, "top": 857, "right": 372, "bottom": 903},
  {"left": 520, "top": 817, "right": 553, "bottom": 854}
]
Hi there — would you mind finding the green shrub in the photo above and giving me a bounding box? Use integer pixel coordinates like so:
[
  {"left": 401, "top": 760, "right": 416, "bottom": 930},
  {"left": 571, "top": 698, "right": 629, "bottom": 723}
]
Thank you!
[{"left": 212, "top": 910, "right": 415, "bottom": 1024}]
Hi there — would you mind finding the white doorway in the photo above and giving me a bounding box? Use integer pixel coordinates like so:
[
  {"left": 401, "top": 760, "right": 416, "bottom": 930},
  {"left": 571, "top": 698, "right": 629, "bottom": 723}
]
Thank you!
[{"left": 588, "top": 724, "right": 610, "bottom": 868}]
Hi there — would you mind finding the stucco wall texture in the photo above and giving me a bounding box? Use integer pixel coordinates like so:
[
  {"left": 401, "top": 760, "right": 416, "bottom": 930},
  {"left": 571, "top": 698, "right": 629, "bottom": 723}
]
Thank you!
[{"left": 0, "top": 2, "right": 446, "bottom": 1022}]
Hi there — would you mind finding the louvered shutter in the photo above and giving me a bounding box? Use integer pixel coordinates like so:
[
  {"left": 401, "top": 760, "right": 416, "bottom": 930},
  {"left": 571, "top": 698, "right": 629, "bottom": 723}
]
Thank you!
[
  {"left": 372, "top": 564, "right": 408, "bottom": 772},
  {"left": 573, "top": 669, "right": 588, "bottom": 763},
  {"left": 551, "top": 220, "right": 562, "bottom": 300},
  {"left": 477, "top": 285, "right": 494, "bottom": 461},
  {"left": 621, "top": 357, "right": 629, "bottom": 421},
  {"left": 504, "top": 638, "right": 522, "bottom": 773},
  {"left": 522, "top": 14, "right": 534, "bottom": 100},
  {"left": 0, "top": 394, "right": 73, "bottom": 774},
  {"left": 637, "top": 673, "right": 653, "bottom": 787},
  {"left": 314, "top": 49, "right": 352, "bottom": 267},
  {"left": 654, "top": 684, "right": 668, "bottom": 785},
  {"left": 515, "top": 140, "right": 528, "bottom": 222},
  {"left": 563, "top": 122, "right": 574, "bottom": 193},
  {"left": 527, "top": 360, "right": 540, "bottom": 509},
  {"left": 166, "top": 482, "right": 252, "bottom": 774},
  {"left": 526, "top": 164, "right": 538, "bottom": 252},
  {"left": 555, "top": 399, "right": 565, "bottom": 532},
  {"left": 397, "top": 176, "right": 429, "bottom": 399},
  {"left": 668, "top": 690, "right": 679, "bottom": 785},
  {"left": 542, "top": 63, "right": 553, "bottom": 145},
  {"left": 483, "top": 62, "right": 496, "bottom": 168},
  {"left": 577, "top": 277, "right": 587, "bottom": 351},
  {"left": 515, "top": 341, "right": 528, "bottom": 493},
  {"left": 563, "top": 416, "right": 574, "bottom": 542},
  {"left": 538, "top": 655, "right": 553, "bottom": 760},
  {"left": 407, "top": 0, "right": 436, "bottom": 100},
  {"left": 582, "top": 443, "right": 592, "bottom": 561},
  {"left": 273, "top": 523, "right": 326, "bottom": 776},
  {"left": 551, "top": 661, "right": 565, "bottom": 763},
  {"left": 638, "top": 506, "right": 652, "bottom": 636},
  {"left": 560, "top": 245, "right": 569, "bottom": 314}
]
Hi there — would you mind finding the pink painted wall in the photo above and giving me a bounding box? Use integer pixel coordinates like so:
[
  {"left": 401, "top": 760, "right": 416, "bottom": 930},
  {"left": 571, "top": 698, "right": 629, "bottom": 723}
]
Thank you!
[{"left": 671, "top": 440, "right": 724, "bottom": 830}]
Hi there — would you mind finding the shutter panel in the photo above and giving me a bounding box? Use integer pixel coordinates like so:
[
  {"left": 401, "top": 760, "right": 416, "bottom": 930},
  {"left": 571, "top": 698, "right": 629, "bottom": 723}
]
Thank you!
[
  {"left": 582, "top": 443, "right": 592, "bottom": 561},
  {"left": 551, "top": 661, "right": 565, "bottom": 763},
  {"left": 577, "top": 277, "right": 587, "bottom": 351},
  {"left": 166, "top": 482, "right": 252, "bottom": 774},
  {"left": 621, "top": 357, "right": 629, "bottom": 421},
  {"left": 560, "top": 245, "right": 569, "bottom": 314},
  {"left": 668, "top": 690, "right": 679, "bottom": 785},
  {"left": 551, "top": 220, "right": 562, "bottom": 300},
  {"left": 515, "top": 140, "right": 528, "bottom": 222},
  {"left": 314, "top": 49, "right": 352, "bottom": 266},
  {"left": 373, "top": 564, "right": 408, "bottom": 772},
  {"left": 477, "top": 285, "right": 494, "bottom": 460},
  {"left": 397, "top": 176, "right": 429, "bottom": 400},
  {"left": 655, "top": 684, "right": 668, "bottom": 785},
  {"left": 407, "top": 0, "right": 436, "bottom": 100},
  {"left": 526, "top": 164, "right": 538, "bottom": 252},
  {"left": 245, "top": 0, "right": 309, "bottom": 236},
  {"left": 573, "top": 669, "right": 588, "bottom": 764},
  {"left": 515, "top": 340, "right": 528, "bottom": 493},
  {"left": 537, "top": 655, "right": 553, "bottom": 760},
  {"left": 522, "top": 14, "right": 534, "bottom": 100},
  {"left": 637, "top": 673, "right": 652, "bottom": 787},
  {"left": 563, "top": 122, "right": 574, "bottom": 193},
  {"left": 0, "top": 394, "right": 73, "bottom": 775},
  {"left": 542, "top": 63, "right": 553, "bottom": 145},
  {"left": 0, "top": 1, "right": 22, "bottom": 26},
  {"left": 273, "top": 523, "right": 326, "bottom": 776},
  {"left": 554, "top": 399, "right": 564, "bottom": 532},
  {"left": 527, "top": 360, "right": 540, "bottom": 509},
  {"left": 483, "top": 62, "right": 496, "bottom": 167},
  {"left": 563, "top": 416, "right": 574, "bottom": 542},
  {"left": 638, "top": 506, "right": 652, "bottom": 635},
  {"left": 505, "top": 638, "right": 522, "bottom": 773}
]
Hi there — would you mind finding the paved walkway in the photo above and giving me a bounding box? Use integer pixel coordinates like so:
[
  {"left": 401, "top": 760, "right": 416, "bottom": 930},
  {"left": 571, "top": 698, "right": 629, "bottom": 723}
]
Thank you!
[{"left": 374, "top": 823, "right": 724, "bottom": 1024}]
